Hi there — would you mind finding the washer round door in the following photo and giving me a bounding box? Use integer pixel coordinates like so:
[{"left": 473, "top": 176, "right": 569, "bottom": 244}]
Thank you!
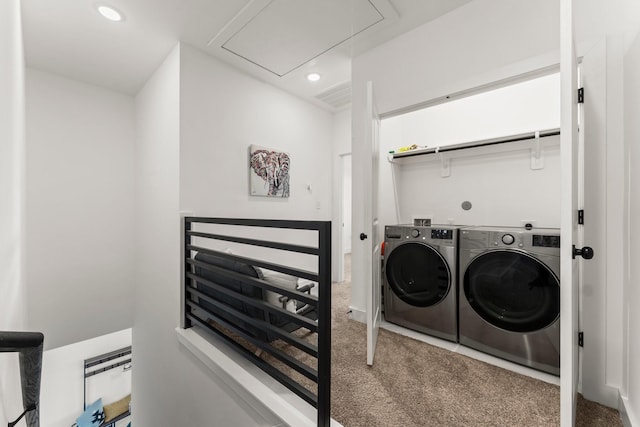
[
  {"left": 463, "top": 250, "right": 560, "bottom": 333},
  {"left": 385, "top": 242, "right": 451, "bottom": 307}
]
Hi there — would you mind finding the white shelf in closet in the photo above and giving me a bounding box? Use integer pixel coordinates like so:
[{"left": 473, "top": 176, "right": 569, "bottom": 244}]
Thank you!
[{"left": 387, "top": 128, "right": 561, "bottom": 176}]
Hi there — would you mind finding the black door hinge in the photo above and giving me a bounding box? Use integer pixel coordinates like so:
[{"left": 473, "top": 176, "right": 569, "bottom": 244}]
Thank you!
[
  {"left": 578, "top": 88, "right": 585, "bottom": 104},
  {"left": 578, "top": 332, "right": 584, "bottom": 347},
  {"left": 578, "top": 209, "right": 584, "bottom": 225}
]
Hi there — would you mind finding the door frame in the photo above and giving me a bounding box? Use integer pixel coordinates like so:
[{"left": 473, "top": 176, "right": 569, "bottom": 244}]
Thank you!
[
  {"left": 336, "top": 152, "right": 352, "bottom": 283},
  {"left": 560, "top": 0, "right": 581, "bottom": 424},
  {"left": 355, "top": 60, "right": 582, "bottom": 393},
  {"left": 365, "top": 81, "right": 382, "bottom": 366}
]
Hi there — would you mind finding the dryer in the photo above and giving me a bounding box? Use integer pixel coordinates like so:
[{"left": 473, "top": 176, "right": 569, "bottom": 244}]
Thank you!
[
  {"left": 383, "top": 224, "right": 459, "bottom": 342},
  {"left": 458, "top": 226, "right": 560, "bottom": 375}
]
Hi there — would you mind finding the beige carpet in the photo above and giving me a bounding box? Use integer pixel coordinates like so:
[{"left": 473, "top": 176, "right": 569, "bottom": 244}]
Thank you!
[{"left": 329, "top": 278, "right": 622, "bottom": 427}]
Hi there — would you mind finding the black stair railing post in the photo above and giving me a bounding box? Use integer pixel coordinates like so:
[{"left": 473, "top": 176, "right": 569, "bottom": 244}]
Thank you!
[
  {"left": 317, "top": 221, "right": 331, "bottom": 427},
  {"left": 0, "top": 331, "right": 44, "bottom": 427},
  {"left": 183, "top": 217, "right": 193, "bottom": 329}
]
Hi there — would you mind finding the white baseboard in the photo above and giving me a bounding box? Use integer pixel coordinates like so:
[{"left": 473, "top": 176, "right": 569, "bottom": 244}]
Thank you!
[
  {"left": 619, "top": 392, "right": 638, "bottom": 427},
  {"left": 347, "top": 306, "right": 366, "bottom": 323}
]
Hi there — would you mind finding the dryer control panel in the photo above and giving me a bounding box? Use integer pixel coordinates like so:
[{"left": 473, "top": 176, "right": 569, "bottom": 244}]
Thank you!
[
  {"left": 431, "top": 229, "right": 453, "bottom": 240},
  {"left": 460, "top": 227, "right": 560, "bottom": 254}
]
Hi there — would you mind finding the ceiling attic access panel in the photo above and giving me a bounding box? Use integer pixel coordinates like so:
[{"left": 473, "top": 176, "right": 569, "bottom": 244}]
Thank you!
[{"left": 221, "top": 0, "right": 384, "bottom": 76}]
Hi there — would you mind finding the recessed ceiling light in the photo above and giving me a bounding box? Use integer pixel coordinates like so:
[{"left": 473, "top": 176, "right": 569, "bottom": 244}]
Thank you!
[
  {"left": 306, "top": 73, "right": 321, "bottom": 82},
  {"left": 97, "top": 5, "right": 124, "bottom": 22}
]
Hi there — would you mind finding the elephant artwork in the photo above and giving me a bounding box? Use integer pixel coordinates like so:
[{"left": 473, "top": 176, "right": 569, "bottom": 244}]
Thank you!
[{"left": 249, "top": 145, "right": 290, "bottom": 197}]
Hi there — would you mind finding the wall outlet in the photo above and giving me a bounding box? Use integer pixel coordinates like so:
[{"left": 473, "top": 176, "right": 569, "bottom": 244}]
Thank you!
[{"left": 521, "top": 220, "right": 537, "bottom": 229}]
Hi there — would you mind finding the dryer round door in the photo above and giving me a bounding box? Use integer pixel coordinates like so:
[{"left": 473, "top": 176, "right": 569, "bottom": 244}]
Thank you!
[
  {"left": 463, "top": 250, "right": 560, "bottom": 333},
  {"left": 385, "top": 242, "right": 451, "bottom": 307}
]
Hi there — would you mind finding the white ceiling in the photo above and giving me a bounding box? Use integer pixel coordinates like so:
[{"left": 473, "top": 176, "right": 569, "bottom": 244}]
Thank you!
[{"left": 21, "top": 0, "right": 473, "bottom": 112}]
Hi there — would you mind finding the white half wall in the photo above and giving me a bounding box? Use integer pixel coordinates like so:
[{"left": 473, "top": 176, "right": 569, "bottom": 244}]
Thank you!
[
  {"left": 0, "top": 0, "right": 25, "bottom": 423},
  {"left": 24, "top": 68, "right": 136, "bottom": 350}
]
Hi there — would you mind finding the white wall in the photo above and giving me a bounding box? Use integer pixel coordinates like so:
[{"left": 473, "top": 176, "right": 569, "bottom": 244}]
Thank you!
[
  {"left": 24, "top": 69, "right": 136, "bottom": 350},
  {"left": 0, "top": 0, "right": 25, "bottom": 423},
  {"left": 179, "top": 44, "right": 332, "bottom": 222},
  {"left": 132, "top": 43, "right": 183, "bottom": 427},
  {"left": 391, "top": 73, "right": 561, "bottom": 149},
  {"left": 179, "top": 44, "right": 333, "bottom": 279},
  {"left": 40, "top": 328, "right": 132, "bottom": 427},
  {"left": 133, "top": 44, "right": 305, "bottom": 426},
  {"left": 354, "top": 0, "right": 560, "bottom": 117},
  {"left": 622, "top": 24, "right": 640, "bottom": 427},
  {"left": 379, "top": 130, "right": 560, "bottom": 228},
  {"left": 379, "top": 73, "right": 561, "bottom": 228}
]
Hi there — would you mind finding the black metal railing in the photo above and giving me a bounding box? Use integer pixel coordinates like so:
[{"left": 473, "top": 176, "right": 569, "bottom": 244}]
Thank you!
[
  {"left": 83, "top": 346, "right": 132, "bottom": 427},
  {"left": 182, "top": 217, "right": 331, "bottom": 427},
  {"left": 0, "top": 331, "right": 44, "bottom": 427}
]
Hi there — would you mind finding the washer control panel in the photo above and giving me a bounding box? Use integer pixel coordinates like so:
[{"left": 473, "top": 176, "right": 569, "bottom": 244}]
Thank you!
[
  {"left": 493, "top": 232, "right": 523, "bottom": 247},
  {"left": 384, "top": 225, "right": 457, "bottom": 244}
]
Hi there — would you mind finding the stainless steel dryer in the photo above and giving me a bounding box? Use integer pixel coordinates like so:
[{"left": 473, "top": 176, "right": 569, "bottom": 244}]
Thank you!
[
  {"left": 383, "top": 224, "right": 459, "bottom": 342},
  {"left": 459, "top": 226, "right": 560, "bottom": 375}
]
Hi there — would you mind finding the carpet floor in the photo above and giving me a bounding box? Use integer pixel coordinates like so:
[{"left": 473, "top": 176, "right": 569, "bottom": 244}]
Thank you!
[{"left": 329, "top": 278, "right": 622, "bottom": 427}]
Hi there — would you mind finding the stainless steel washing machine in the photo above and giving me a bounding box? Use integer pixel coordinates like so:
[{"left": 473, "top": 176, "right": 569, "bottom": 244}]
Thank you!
[
  {"left": 383, "top": 224, "right": 459, "bottom": 342},
  {"left": 459, "top": 226, "right": 560, "bottom": 375}
]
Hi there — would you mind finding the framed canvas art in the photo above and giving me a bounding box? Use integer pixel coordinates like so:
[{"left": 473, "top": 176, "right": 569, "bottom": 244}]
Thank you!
[{"left": 249, "top": 145, "right": 290, "bottom": 197}]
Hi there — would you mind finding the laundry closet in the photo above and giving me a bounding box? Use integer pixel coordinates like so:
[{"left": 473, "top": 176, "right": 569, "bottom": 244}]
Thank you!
[{"left": 375, "top": 72, "right": 563, "bottom": 377}]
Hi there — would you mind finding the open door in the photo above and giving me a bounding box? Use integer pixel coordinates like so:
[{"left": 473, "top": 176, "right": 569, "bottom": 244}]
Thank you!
[
  {"left": 560, "top": 0, "right": 583, "bottom": 424},
  {"left": 366, "top": 81, "right": 381, "bottom": 366}
]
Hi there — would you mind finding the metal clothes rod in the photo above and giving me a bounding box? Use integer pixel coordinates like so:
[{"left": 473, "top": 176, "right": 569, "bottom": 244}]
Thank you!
[{"left": 391, "top": 128, "right": 561, "bottom": 159}]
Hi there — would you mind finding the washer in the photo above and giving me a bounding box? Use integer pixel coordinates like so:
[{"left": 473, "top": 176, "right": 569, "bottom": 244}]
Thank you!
[
  {"left": 458, "top": 226, "right": 560, "bottom": 375},
  {"left": 383, "top": 224, "right": 459, "bottom": 342}
]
